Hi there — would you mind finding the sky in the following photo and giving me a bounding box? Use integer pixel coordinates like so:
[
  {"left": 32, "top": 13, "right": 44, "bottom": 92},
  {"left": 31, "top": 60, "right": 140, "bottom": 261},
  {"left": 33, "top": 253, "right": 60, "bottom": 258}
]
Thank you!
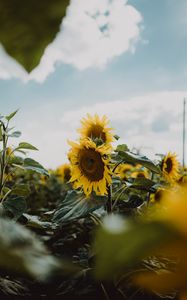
[{"left": 0, "top": 0, "right": 187, "bottom": 168}]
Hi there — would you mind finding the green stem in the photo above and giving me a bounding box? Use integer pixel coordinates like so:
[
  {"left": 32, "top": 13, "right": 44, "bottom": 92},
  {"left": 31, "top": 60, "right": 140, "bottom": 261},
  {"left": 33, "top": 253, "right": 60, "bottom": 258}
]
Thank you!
[
  {"left": 146, "top": 171, "right": 154, "bottom": 206},
  {"left": 0, "top": 122, "right": 8, "bottom": 201},
  {"left": 106, "top": 185, "right": 112, "bottom": 214}
]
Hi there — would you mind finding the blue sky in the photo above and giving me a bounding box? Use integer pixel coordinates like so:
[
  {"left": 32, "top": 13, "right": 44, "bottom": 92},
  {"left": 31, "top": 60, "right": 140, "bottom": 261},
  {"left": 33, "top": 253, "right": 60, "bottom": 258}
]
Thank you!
[{"left": 0, "top": 0, "right": 187, "bottom": 167}]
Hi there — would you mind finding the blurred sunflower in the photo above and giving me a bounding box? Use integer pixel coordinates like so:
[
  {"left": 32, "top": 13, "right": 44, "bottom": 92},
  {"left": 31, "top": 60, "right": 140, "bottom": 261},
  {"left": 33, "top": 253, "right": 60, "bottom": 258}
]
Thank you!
[
  {"left": 68, "top": 139, "right": 112, "bottom": 196},
  {"left": 150, "top": 188, "right": 166, "bottom": 204},
  {"left": 55, "top": 163, "right": 71, "bottom": 183},
  {"left": 177, "top": 174, "right": 187, "bottom": 186},
  {"left": 160, "top": 152, "right": 179, "bottom": 182},
  {"left": 131, "top": 169, "right": 149, "bottom": 179},
  {"left": 78, "top": 114, "right": 114, "bottom": 145},
  {"left": 6, "top": 147, "right": 14, "bottom": 157},
  {"left": 115, "top": 163, "right": 132, "bottom": 180}
]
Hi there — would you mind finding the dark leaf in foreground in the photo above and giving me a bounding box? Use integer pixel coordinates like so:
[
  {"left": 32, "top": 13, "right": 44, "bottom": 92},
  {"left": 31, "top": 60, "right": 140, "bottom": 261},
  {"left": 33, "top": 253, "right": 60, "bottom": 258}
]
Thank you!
[{"left": 0, "top": 0, "right": 70, "bottom": 72}]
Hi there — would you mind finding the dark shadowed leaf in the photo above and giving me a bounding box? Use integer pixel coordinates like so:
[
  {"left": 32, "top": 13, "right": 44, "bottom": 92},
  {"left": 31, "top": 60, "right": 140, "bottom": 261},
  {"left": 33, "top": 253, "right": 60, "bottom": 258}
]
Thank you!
[
  {"left": 23, "top": 213, "right": 57, "bottom": 231},
  {"left": 11, "top": 184, "right": 30, "bottom": 197},
  {"left": 3, "top": 196, "right": 27, "bottom": 220},
  {"left": 53, "top": 190, "right": 107, "bottom": 224},
  {"left": 0, "top": 0, "right": 70, "bottom": 72},
  {"left": 23, "top": 158, "right": 49, "bottom": 176},
  {"left": 115, "top": 147, "right": 160, "bottom": 174},
  {"left": 128, "top": 177, "right": 156, "bottom": 191}
]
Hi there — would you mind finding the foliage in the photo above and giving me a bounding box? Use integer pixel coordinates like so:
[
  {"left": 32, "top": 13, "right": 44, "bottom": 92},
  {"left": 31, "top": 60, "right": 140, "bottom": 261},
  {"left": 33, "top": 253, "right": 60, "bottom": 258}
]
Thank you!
[
  {"left": 0, "top": 111, "right": 185, "bottom": 299},
  {"left": 0, "top": 0, "right": 70, "bottom": 72}
]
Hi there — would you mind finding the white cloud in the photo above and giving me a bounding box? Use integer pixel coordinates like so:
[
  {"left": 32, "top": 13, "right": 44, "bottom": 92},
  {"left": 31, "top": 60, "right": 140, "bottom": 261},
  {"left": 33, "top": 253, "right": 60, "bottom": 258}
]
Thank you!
[
  {"left": 0, "top": 0, "right": 142, "bottom": 82},
  {"left": 0, "top": 46, "right": 26, "bottom": 80},
  {"left": 15, "top": 91, "right": 187, "bottom": 168}
]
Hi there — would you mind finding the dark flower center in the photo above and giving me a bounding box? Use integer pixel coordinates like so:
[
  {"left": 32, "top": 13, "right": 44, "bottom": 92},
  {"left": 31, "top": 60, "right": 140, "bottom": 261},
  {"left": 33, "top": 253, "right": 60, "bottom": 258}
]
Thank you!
[
  {"left": 165, "top": 157, "right": 173, "bottom": 173},
  {"left": 79, "top": 148, "right": 104, "bottom": 181},
  {"left": 64, "top": 168, "right": 71, "bottom": 182},
  {"left": 155, "top": 190, "right": 164, "bottom": 202}
]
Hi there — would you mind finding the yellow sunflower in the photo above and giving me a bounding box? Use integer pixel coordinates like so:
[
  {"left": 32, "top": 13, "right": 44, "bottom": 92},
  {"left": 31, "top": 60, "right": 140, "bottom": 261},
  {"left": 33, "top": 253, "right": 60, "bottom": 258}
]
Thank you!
[
  {"left": 115, "top": 163, "right": 132, "bottom": 180},
  {"left": 177, "top": 174, "right": 187, "bottom": 186},
  {"left": 131, "top": 169, "right": 149, "bottom": 179},
  {"left": 160, "top": 152, "right": 179, "bottom": 182},
  {"left": 55, "top": 163, "right": 71, "bottom": 183},
  {"left": 77, "top": 114, "right": 114, "bottom": 145},
  {"left": 68, "top": 139, "right": 112, "bottom": 196},
  {"left": 150, "top": 188, "right": 166, "bottom": 204}
]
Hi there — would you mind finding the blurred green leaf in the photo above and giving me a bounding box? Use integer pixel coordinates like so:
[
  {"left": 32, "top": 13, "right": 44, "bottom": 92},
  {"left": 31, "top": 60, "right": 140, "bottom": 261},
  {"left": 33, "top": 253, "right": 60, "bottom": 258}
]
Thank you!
[
  {"left": 17, "top": 142, "right": 38, "bottom": 151},
  {"left": 23, "top": 158, "right": 49, "bottom": 176},
  {"left": 10, "top": 155, "right": 24, "bottom": 165},
  {"left": 94, "top": 216, "right": 178, "bottom": 279},
  {"left": 53, "top": 190, "right": 107, "bottom": 224},
  {"left": 11, "top": 184, "right": 30, "bottom": 197},
  {"left": 129, "top": 178, "right": 156, "bottom": 192},
  {"left": 114, "top": 135, "right": 120, "bottom": 141},
  {"left": 115, "top": 149, "right": 160, "bottom": 174},
  {"left": 0, "top": 125, "right": 3, "bottom": 141},
  {"left": 0, "top": 0, "right": 70, "bottom": 72},
  {"left": 0, "top": 217, "right": 62, "bottom": 279},
  {"left": 8, "top": 131, "right": 21, "bottom": 138},
  {"left": 115, "top": 144, "right": 129, "bottom": 152},
  {"left": 3, "top": 196, "right": 27, "bottom": 220},
  {"left": 5, "top": 110, "right": 19, "bottom": 121},
  {"left": 23, "top": 213, "right": 56, "bottom": 231}
]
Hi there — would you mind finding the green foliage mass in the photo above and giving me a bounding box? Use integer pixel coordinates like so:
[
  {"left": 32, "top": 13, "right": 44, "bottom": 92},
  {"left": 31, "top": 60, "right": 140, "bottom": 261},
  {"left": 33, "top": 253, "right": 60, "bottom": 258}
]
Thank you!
[{"left": 0, "top": 0, "right": 70, "bottom": 72}]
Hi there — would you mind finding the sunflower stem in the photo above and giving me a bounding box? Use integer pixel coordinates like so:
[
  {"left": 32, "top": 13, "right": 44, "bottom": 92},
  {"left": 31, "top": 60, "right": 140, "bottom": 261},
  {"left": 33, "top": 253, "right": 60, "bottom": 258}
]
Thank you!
[
  {"left": 106, "top": 185, "right": 112, "bottom": 214},
  {"left": 146, "top": 171, "right": 154, "bottom": 206}
]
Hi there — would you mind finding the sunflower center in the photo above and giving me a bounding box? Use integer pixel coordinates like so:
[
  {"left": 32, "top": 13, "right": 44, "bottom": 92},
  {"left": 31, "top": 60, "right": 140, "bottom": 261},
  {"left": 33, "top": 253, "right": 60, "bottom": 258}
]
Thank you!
[
  {"left": 64, "top": 168, "right": 71, "bottom": 182},
  {"left": 79, "top": 148, "right": 104, "bottom": 181},
  {"left": 165, "top": 158, "right": 173, "bottom": 173},
  {"left": 87, "top": 125, "right": 106, "bottom": 142},
  {"left": 136, "top": 172, "right": 146, "bottom": 178},
  {"left": 155, "top": 190, "right": 163, "bottom": 202}
]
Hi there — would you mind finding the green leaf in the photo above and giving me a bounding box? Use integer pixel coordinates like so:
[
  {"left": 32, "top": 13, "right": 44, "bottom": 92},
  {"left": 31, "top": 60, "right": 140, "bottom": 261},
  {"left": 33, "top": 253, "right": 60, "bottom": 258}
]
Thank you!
[
  {"left": 0, "top": 125, "right": 3, "bottom": 141},
  {"left": 5, "top": 109, "right": 19, "bottom": 121},
  {"left": 115, "top": 144, "right": 129, "bottom": 152},
  {"left": 17, "top": 142, "right": 38, "bottom": 151},
  {"left": 53, "top": 190, "right": 106, "bottom": 224},
  {"left": 11, "top": 184, "right": 30, "bottom": 197},
  {"left": 94, "top": 216, "right": 178, "bottom": 279},
  {"left": 3, "top": 196, "right": 27, "bottom": 220},
  {"left": 0, "top": 0, "right": 70, "bottom": 72},
  {"left": 0, "top": 217, "right": 61, "bottom": 279},
  {"left": 128, "top": 178, "right": 156, "bottom": 192},
  {"left": 114, "top": 135, "right": 120, "bottom": 141},
  {"left": 115, "top": 149, "right": 160, "bottom": 174},
  {"left": 23, "top": 158, "right": 49, "bottom": 176},
  {"left": 8, "top": 131, "right": 21, "bottom": 138},
  {"left": 23, "top": 213, "right": 56, "bottom": 231},
  {"left": 9, "top": 155, "right": 24, "bottom": 166}
]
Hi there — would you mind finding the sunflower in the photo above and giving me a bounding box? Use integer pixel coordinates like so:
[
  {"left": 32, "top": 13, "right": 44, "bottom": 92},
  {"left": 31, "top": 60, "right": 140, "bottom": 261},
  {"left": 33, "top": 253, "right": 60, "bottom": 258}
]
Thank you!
[
  {"left": 68, "top": 139, "right": 112, "bottom": 196},
  {"left": 77, "top": 114, "right": 114, "bottom": 145},
  {"left": 160, "top": 152, "right": 179, "bottom": 182},
  {"left": 55, "top": 163, "right": 71, "bottom": 183},
  {"left": 177, "top": 174, "right": 187, "bottom": 186},
  {"left": 115, "top": 163, "right": 132, "bottom": 180},
  {"left": 131, "top": 169, "right": 149, "bottom": 179},
  {"left": 150, "top": 188, "right": 166, "bottom": 204}
]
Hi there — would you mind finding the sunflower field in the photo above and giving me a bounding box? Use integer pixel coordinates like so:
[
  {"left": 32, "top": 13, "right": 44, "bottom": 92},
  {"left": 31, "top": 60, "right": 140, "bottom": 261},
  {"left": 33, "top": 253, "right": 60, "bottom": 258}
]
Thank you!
[{"left": 0, "top": 110, "right": 186, "bottom": 299}]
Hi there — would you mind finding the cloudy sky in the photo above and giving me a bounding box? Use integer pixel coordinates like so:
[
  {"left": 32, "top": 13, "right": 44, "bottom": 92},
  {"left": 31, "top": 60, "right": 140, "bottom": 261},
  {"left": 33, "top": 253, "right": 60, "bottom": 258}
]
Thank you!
[{"left": 1, "top": 0, "right": 187, "bottom": 168}]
